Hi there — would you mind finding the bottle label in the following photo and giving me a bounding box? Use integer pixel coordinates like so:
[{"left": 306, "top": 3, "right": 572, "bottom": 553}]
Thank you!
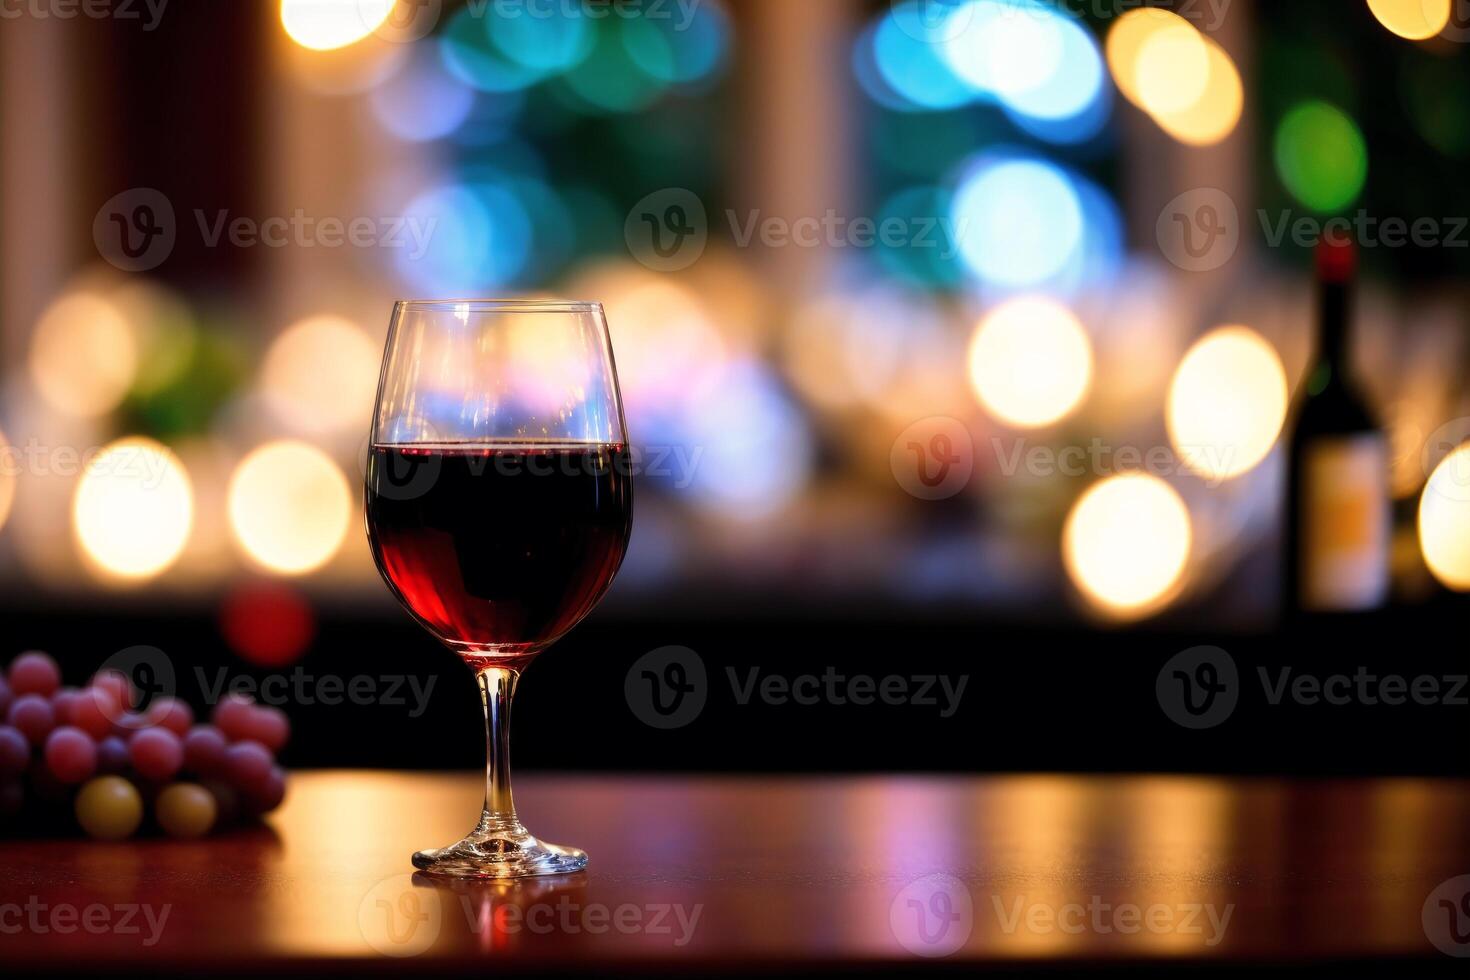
[{"left": 1300, "top": 434, "right": 1390, "bottom": 611}]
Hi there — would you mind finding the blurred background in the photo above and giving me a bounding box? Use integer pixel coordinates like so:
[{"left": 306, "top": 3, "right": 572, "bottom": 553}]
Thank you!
[{"left": 0, "top": 0, "right": 1465, "bottom": 774}]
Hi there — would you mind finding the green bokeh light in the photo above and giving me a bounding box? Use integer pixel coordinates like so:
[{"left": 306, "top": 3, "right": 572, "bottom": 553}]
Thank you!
[{"left": 1273, "top": 100, "right": 1368, "bottom": 213}]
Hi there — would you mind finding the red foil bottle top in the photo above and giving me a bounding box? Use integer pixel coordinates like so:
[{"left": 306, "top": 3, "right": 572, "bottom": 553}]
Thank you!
[{"left": 1316, "top": 229, "right": 1356, "bottom": 284}]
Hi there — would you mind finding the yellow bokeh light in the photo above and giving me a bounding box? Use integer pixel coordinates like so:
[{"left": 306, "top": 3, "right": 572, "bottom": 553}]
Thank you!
[
  {"left": 1106, "top": 8, "right": 1196, "bottom": 109},
  {"left": 1367, "top": 0, "right": 1452, "bottom": 40},
  {"left": 1154, "top": 37, "right": 1243, "bottom": 147},
  {"left": 1167, "top": 326, "right": 1289, "bottom": 482},
  {"left": 967, "top": 297, "right": 1093, "bottom": 429},
  {"left": 29, "top": 292, "right": 138, "bottom": 418},
  {"left": 262, "top": 314, "right": 381, "bottom": 433},
  {"left": 73, "top": 438, "right": 193, "bottom": 580},
  {"left": 1134, "top": 22, "right": 1211, "bottom": 117},
  {"left": 281, "top": 0, "right": 395, "bottom": 51},
  {"left": 228, "top": 441, "right": 351, "bottom": 576},
  {"left": 1064, "top": 473, "right": 1193, "bottom": 618},
  {"left": 1418, "top": 443, "right": 1470, "bottom": 590}
]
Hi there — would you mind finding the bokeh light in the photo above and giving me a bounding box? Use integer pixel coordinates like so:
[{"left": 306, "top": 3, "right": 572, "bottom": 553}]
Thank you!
[
  {"left": 942, "top": 0, "right": 1106, "bottom": 134},
  {"left": 1275, "top": 101, "right": 1368, "bottom": 213},
  {"left": 1367, "top": 0, "right": 1452, "bottom": 40},
  {"left": 261, "top": 314, "right": 382, "bottom": 435},
  {"left": 1063, "top": 473, "right": 1192, "bottom": 619},
  {"left": 439, "top": 5, "right": 543, "bottom": 94},
  {"left": 228, "top": 441, "right": 352, "bottom": 576},
  {"left": 489, "top": 2, "right": 594, "bottom": 73},
  {"left": 1418, "top": 443, "right": 1470, "bottom": 591},
  {"left": 29, "top": 292, "right": 138, "bottom": 418},
  {"left": 280, "top": 0, "right": 394, "bottom": 52},
  {"left": 395, "top": 182, "right": 532, "bottom": 295},
  {"left": 369, "top": 45, "right": 476, "bottom": 142},
  {"left": 73, "top": 438, "right": 193, "bottom": 581},
  {"left": 1107, "top": 7, "right": 1194, "bottom": 109},
  {"left": 621, "top": 0, "right": 730, "bottom": 85},
  {"left": 220, "top": 582, "right": 317, "bottom": 667},
  {"left": 1153, "top": 36, "right": 1243, "bottom": 146},
  {"left": 1133, "top": 20, "right": 1211, "bottom": 116},
  {"left": 675, "top": 362, "right": 814, "bottom": 519},
  {"left": 873, "top": 2, "right": 973, "bottom": 111},
  {"left": 1167, "top": 327, "right": 1289, "bottom": 482},
  {"left": 952, "top": 157, "right": 1084, "bottom": 288},
  {"left": 967, "top": 296, "right": 1093, "bottom": 429}
]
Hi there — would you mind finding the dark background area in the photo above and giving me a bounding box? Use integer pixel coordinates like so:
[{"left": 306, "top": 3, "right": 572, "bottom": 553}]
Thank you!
[{"left": 11, "top": 595, "right": 1464, "bottom": 776}]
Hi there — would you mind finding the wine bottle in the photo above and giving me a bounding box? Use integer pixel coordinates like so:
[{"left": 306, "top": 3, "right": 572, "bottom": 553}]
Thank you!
[{"left": 1284, "top": 234, "right": 1390, "bottom": 615}]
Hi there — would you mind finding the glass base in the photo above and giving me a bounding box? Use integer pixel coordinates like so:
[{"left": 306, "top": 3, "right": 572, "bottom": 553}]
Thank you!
[{"left": 412, "top": 824, "right": 588, "bottom": 879}]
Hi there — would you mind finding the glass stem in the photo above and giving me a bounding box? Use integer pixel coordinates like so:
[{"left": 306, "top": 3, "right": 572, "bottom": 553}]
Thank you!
[{"left": 476, "top": 666, "right": 522, "bottom": 836}]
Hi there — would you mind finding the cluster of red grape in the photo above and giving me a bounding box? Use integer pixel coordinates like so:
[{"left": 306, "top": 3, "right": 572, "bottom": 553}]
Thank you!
[{"left": 0, "top": 651, "right": 289, "bottom": 840}]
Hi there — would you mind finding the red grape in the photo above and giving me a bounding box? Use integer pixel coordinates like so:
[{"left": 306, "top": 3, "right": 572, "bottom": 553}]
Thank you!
[
  {"left": 114, "top": 711, "right": 148, "bottom": 735},
  {"left": 213, "top": 694, "right": 256, "bottom": 742},
  {"left": 239, "top": 706, "right": 290, "bottom": 753},
  {"left": 44, "top": 727, "right": 97, "bottom": 784},
  {"left": 70, "top": 687, "right": 120, "bottom": 740},
  {"left": 144, "top": 697, "right": 193, "bottom": 737},
  {"left": 9, "top": 652, "right": 61, "bottom": 698},
  {"left": 96, "top": 735, "right": 130, "bottom": 775},
  {"left": 7, "top": 694, "right": 55, "bottom": 744},
  {"left": 90, "top": 670, "right": 134, "bottom": 710},
  {"left": 50, "top": 688, "right": 81, "bottom": 726},
  {"left": 224, "top": 740, "right": 273, "bottom": 793},
  {"left": 0, "top": 726, "right": 28, "bottom": 776},
  {"left": 129, "top": 728, "right": 184, "bottom": 783},
  {"left": 246, "top": 766, "right": 287, "bottom": 815},
  {"left": 182, "top": 725, "right": 228, "bottom": 777},
  {"left": 0, "top": 676, "right": 12, "bottom": 717}
]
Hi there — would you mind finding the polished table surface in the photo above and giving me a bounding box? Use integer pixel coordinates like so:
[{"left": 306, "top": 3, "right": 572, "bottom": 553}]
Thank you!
[{"left": 2, "top": 772, "right": 1468, "bottom": 973}]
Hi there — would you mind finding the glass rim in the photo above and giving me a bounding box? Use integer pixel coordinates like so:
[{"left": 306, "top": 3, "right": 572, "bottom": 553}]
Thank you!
[{"left": 393, "top": 298, "right": 604, "bottom": 315}]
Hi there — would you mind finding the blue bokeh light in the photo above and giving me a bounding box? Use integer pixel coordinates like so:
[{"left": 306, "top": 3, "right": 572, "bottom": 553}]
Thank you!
[
  {"left": 950, "top": 156, "right": 1084, "bottom": 289},
  {"left": 872, "top": 2, "right": 973, "bottom": 112},
  {"left": 370, "top": 47, "right": 476, "bottom": 143}
]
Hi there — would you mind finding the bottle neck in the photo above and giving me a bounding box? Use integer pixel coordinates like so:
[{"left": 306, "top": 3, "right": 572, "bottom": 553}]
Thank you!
[{"left": 1316, "top": 278, "right": 1351, "bottom": 376}]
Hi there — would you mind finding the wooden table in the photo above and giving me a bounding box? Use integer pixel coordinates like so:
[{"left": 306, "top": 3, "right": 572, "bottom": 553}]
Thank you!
[{"left": 2, "top": 772, "right": 1468, "bottom": 973}]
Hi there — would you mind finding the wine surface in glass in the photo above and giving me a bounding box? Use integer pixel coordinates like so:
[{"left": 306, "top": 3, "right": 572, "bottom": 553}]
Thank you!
[{"left": 366, "top": 443, "right": 632, "bottom": 660}]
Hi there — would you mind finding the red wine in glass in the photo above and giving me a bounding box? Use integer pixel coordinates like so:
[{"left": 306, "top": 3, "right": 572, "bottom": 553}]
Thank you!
[
  {"left": 366, "top": 443, "right": 632, "bottom": 665},
  {"left": 365, "top": 298, "right": 631, "bottom": 878}
]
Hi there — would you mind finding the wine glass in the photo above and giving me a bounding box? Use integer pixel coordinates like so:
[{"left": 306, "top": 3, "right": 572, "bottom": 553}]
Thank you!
[{"left": 365, "top": 299, "right": 632, "bottom": 878}]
